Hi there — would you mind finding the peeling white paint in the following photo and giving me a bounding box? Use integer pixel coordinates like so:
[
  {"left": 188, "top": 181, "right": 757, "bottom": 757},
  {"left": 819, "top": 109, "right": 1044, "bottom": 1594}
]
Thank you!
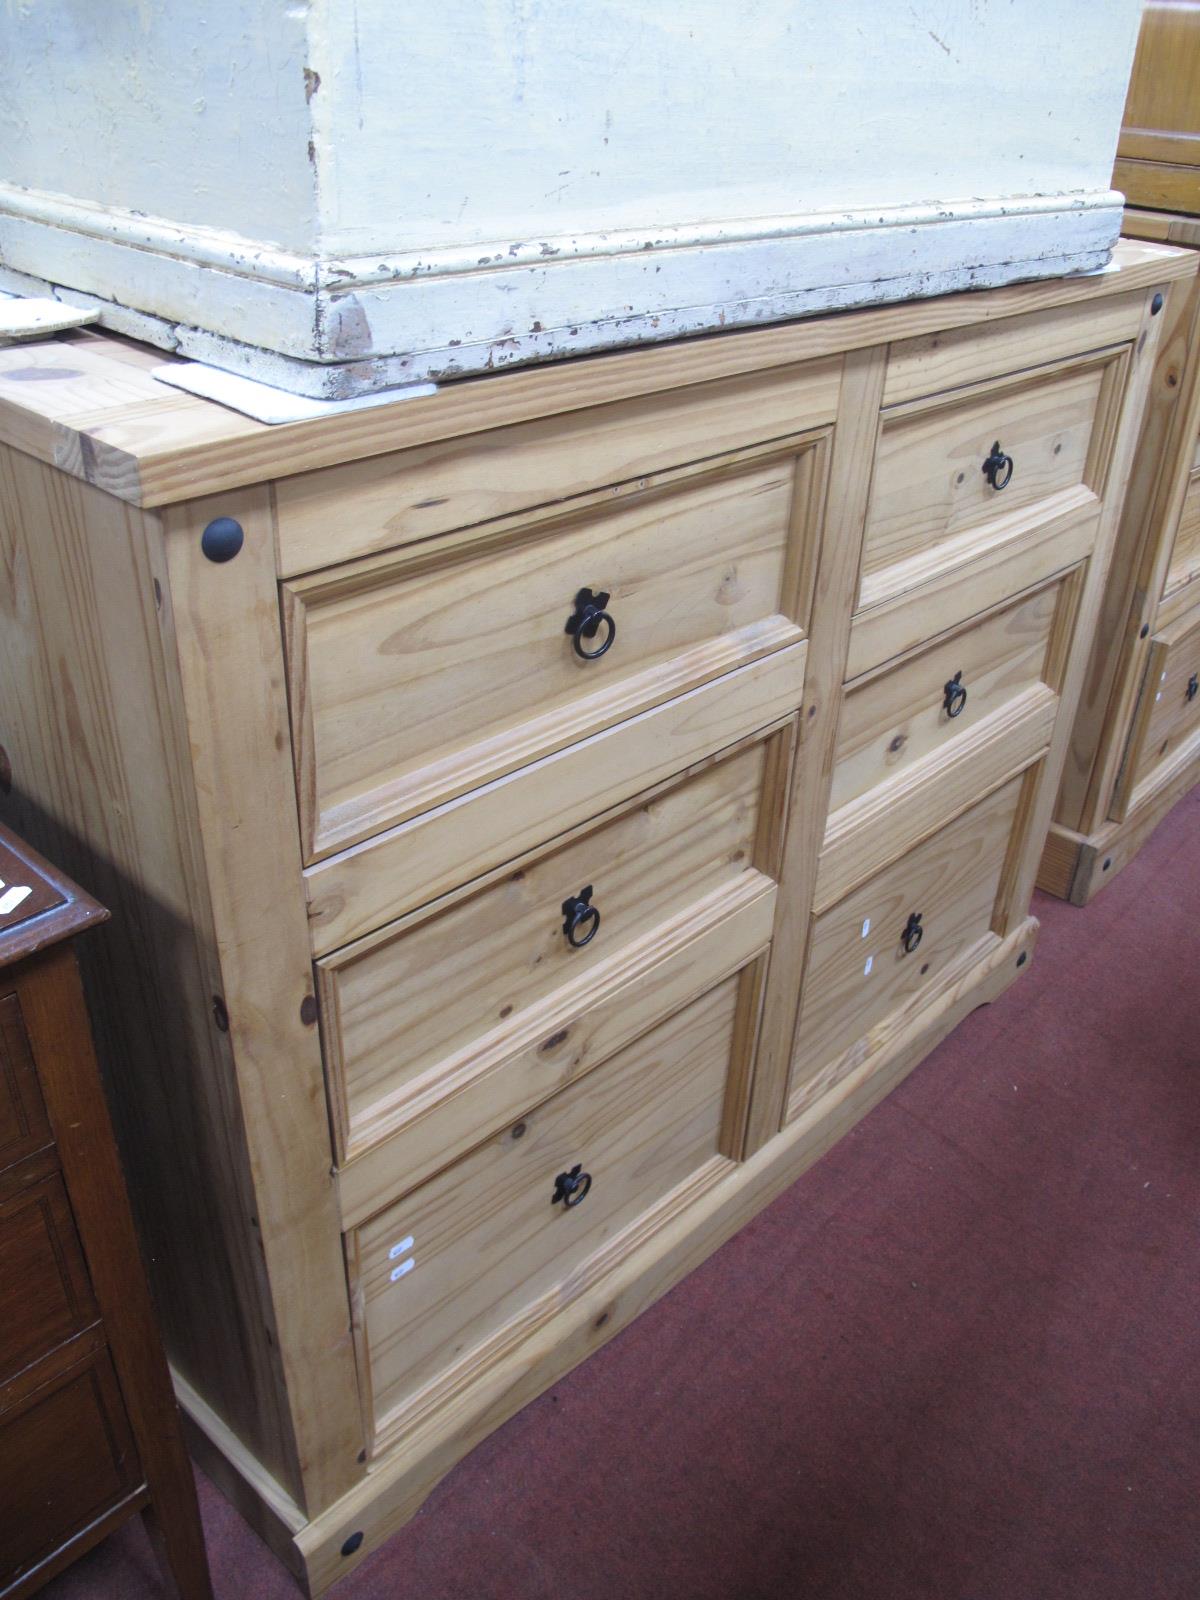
[{"left": 0, "top": 0, "right": 1145, "bottom": 394}]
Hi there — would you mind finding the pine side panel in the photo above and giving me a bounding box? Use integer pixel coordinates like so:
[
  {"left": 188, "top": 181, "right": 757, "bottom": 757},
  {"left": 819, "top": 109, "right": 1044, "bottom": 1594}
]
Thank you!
[
  {"left": 1055, "top": 267, "right": 1200, "bottom": 834},
  {"left": 0, "top": 445, "right": 306, "bottom": 1504},
  {"left": 1001, "top": 286, "right": 1170, "bottom": 919},
  {"left": 160, "top": 487, "right": 365, "bottom": 1515}
]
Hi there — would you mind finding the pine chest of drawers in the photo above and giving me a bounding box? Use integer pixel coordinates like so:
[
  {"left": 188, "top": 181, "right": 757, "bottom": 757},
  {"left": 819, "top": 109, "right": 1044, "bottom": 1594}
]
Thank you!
[
  {"left": 0, "top": 239, "right": 1192, "bottom": 1594},
  {"left": 1037, "top": 0, "right": 1200, "bottom": 902}
]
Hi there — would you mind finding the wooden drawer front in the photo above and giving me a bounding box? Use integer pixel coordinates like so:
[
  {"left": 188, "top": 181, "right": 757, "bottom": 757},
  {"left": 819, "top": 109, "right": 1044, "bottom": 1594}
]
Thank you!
[
  {"left": 285, "top": 437, "right": 821, "bottom": 864},
  {"left": 820, "top": 575, "right": 1076, "bottom": 911},
  {"left": 1118, "top": 608, "right": 1200, "bottom": 810},
  {"left": 0, "top": 990, "right": 50, "bottom": 1173},
  {"left": 351, "top": 975, "right": 742, "bottom": 1447},
  {"left": 0, "top": 1348, "right": 140, "bottom": 1586},
  {"left": 0, "top": 1170, "right": 97, "bottom": 1386},
  {"left": 881, "top": 293, "right": 1146, "bottom": 409},
  {"left": 792, "top": 774, "right": 1024, "bottom": 1114},
  {"left": 860, "top": 351, "right": 1118, "bottom": 613},
  {"left": 832, "top": 582, "right": 1060, "bottom": 815},
  {"left": 307, "top": 615, "right": 806, "bottom": 959},
  {"left": 274, "top": 359, "right": 841, "bottom": 576},
  {"left": 321, "top": 731, "right": 782, "bottom": 1173},
  {"left": 1164, "top": 467, "right": 1200, "bottom": 600}
]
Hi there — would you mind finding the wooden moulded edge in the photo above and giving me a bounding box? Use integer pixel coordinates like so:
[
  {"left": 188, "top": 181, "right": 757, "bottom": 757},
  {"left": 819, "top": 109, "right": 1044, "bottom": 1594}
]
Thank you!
[{"left": 0, "top": 241, "right": 1193, "bottom": 510}]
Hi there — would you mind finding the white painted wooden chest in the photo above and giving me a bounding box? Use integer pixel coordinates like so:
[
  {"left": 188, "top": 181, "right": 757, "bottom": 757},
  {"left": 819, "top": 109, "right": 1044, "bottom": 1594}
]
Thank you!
[{"left": 0, "top": 2, "right": 1144, "bottom": 393}]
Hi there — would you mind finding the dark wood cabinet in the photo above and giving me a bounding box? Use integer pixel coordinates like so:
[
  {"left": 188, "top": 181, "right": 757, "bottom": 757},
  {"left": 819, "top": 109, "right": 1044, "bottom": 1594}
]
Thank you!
[{"left": 0, "top": 824, "right": 211, "bottom": 1599}]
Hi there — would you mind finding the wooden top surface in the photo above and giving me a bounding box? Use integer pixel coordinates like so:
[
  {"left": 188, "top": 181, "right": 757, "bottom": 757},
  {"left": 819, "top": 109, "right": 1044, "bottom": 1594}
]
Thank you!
[
  {"left": 0, "top": 239, "right": 1194, "bottom": 512},
  {"left": 0, "top": 821, "right": 108, "bottom": 968}
]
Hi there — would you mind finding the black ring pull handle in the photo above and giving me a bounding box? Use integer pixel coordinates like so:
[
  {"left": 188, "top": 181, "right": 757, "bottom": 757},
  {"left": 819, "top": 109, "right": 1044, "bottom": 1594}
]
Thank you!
[
  {"left": 561, "top": 885, "right": 601, "bottom": 948},
  {"left": 565, "top": 587, "right": 616, "bottom": 660},
  {"left": 1187, "top": 674, "right": 1199, "bottom": 704},
  {"left": 943, "top": 670, "right": 968, "bottom": 719},
  {"left": 901, "top": 911, "right": 924, "bottom": 955},
  {"left": 552, "top": 1163, "right": 592, "bottom": 1209},
  {"left": 982, "top": 441, "right": 1014, "bottom": 491}
]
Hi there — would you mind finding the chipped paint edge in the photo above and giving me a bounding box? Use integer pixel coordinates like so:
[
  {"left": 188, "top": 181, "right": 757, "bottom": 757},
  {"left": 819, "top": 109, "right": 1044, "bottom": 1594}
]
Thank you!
[{"left": 0, "top": 182, "right": 1124, "bottom": 397}]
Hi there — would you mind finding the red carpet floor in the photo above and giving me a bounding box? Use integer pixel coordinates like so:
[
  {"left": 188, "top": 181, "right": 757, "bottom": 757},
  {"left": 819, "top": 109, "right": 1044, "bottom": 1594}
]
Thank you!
[{"left": 42, "top": 788, "right": 1200, "bottom": 1600}]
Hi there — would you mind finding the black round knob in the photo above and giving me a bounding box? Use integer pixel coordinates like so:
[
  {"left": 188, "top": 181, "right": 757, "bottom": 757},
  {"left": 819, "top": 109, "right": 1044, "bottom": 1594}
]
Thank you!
[
  {"left": 565, "top": 587, "right": 616, "bottom": 660},
  {"left": 201, "top": 516, "right": 244, "bottom": 563},
  {"left": 901, "top": 911, "right": 924, "bottom": 955},
  {"left": 552, "top": 1163, "right": 592, "bottom": 1208},
  {"left": 1187, "top": 674, "right": 1198, "bottom": 704},
  {"left": 943, "top": 670, "right": 968, "bottom": 719},
  {"left": 561, "top": 886, "right": 600, "bottom": 948},
  {"left": 982, "top": 441, "right": 1014, "bottom": 491}
]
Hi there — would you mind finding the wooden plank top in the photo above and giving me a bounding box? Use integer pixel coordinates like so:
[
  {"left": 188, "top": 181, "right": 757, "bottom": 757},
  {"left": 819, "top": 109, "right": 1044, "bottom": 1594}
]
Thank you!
[
  {"left": 0, "top": 821, "right": 108, "bottom": 968},
  {"left": 0, "top": 240, "right": 1195, "bottom": 511}
]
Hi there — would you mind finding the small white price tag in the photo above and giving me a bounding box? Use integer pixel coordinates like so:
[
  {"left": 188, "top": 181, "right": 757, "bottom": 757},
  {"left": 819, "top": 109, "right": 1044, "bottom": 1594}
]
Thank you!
[
  {"left": 390, "top": 1258, "right": 415, "bottom": 1283},
  {"left": 388, "top": 1236, "right": 414, "bottom": 1260}
]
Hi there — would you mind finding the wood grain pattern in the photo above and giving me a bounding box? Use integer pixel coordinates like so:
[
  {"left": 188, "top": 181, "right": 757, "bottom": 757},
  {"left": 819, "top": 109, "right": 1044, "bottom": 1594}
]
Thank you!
[
  {"left": 1164, "top": 469, "right": 1200, "bottom": 598},
  {"left": 848, "top": 498, "right": 1098, "bottom": 680},
  {"left": 0, "top": 445, "right": 304, "bottom": 1502},
  {"left": 0, "top": 244, "right": 1190, "bottom": 510},
  {"left": 0, "top": 1168, "right": 97, "bottom": 1385},
  {"left": 863, "top": 357, "right": 1109, "bottom": 587},
  {"left": 274, "top": 362, "right": 840, "bottom": 575},
  {"left": 1111, "top": 605, "right": 1200, "bottom": 818},
  {"left": 1123, "top": 211, "right": 1200, "bottom": 250},
  {"left": 0, "top": 1347, "right": 141, "bottom": 1586},
  {"left": 831, "top": 581, "right": 1060, "bottom": 815},
  {"left": 298, "top": 918, "right": 1037, "bottom": 1594},
  {"left": 334, "top": 878, "right": 775, "bottom": 1230},
  {"left": 285, "top": 441, "right": 818, "bottom": 861},
  {"left": 817, "top": 689, "right": 1056, "bottom": 915},
  {"left": 1118, "top": 0, "right": 1200, "bottom": 211},
  {"left": 304, "top": 638, "right": 808, "bottom": 956},
  {"left": 881, "top": 292, "right": 1146, "bottom": 407},
  {"left": 794, "top": 775, "right": 1024, "bottom": 1094},
  {"left": 1046, "top": 724, "right": 1200, "bottom": 905},
  {"left": 1000, "top": 289, "right": 1169, "bottom": 920},
  {"left": 1, "top": 251, "right": 1186, "bottom": 1591},
  {"left": 0, "top": 990, "right": 51, "bottom": 1172},
  {"left": 11, "top": 934, "right": 213, "bottom": 1600},
  {"left": 1035, "top": 50, "right": 1200, "bottom": 897},
  {"left": 740, "top": 345, "right": 887, "bottom": 1153},
  {"left": 1114, "top": 159, "right": 1200, "bottom": 217},
  {"left": 320, "top": 739, "right": 769, "bottom": 1160},
  {"left": 160, "top": 489, "right": 365, "bottom": 1515},
  {"left": 1052, "top": 264, "right": 1200, "bottom": 841},
  {"left": 353, "top": 977, "right": 740, "bottom": 1443}
]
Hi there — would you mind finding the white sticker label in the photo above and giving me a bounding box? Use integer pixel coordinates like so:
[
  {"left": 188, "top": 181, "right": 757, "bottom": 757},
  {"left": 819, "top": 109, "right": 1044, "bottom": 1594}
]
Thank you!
[
  {"left": 390, "top": 1258, "right": 415, "bottom": 1283},
  {"left": 388, "top": 1236, "right": 414, "bottom": 1260},
  {"left": 863, "top": 955, "right": 874, "bottom": 976},
  {"left": 861, "top": 918, "right": 871, "bottom": 938},
  {"left": 0, "top": 885, "right": 32, "bottom": 917}
]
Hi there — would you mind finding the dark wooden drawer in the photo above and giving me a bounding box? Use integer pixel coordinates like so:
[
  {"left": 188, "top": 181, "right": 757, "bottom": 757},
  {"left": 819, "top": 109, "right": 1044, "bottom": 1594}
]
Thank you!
[
  {"left": 0, "top": 1347, "right": 140, "bottom": 1588},
  {"left": 0, "top": 1167, "right": 98, "bottom": 1387},
  {"left": 0, "top": 991, "right": 51, "bottom": 1174}
]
